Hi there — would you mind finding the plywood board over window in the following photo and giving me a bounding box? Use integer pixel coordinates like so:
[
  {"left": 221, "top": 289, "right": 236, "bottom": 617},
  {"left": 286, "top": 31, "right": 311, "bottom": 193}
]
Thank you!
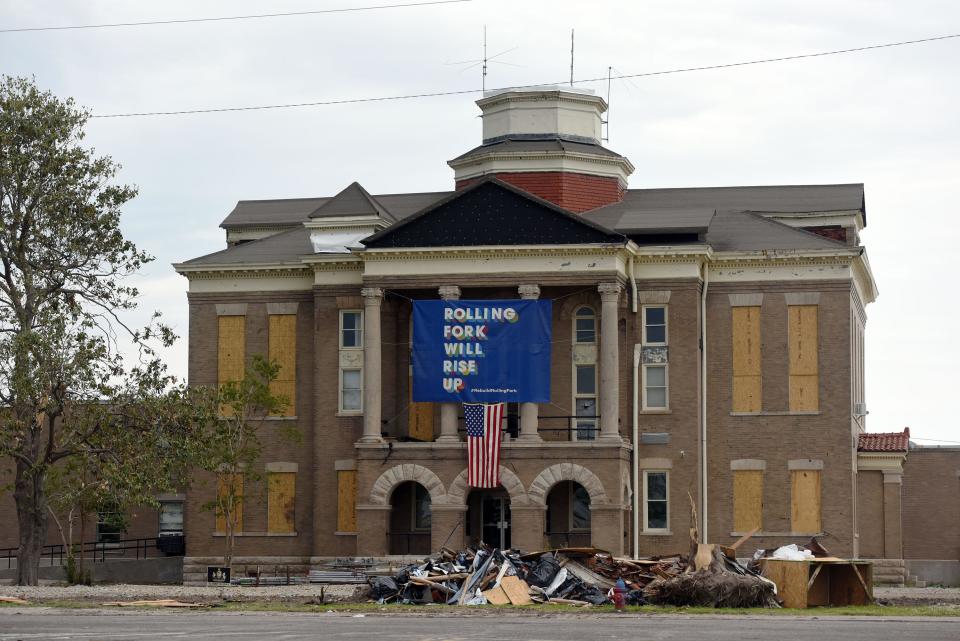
[
  {"left": 267, "top": 472, "right": 296, "bottom": 534},
  {"left": 791, "top": 469, "right": 822, "bottom": 533},
  {"left": 218, "top": 315, "right": 246, "bottom": 416},
  {"left": 268, "top": 314, "right": 297, "bottom": 416},
  {"left": 788, "top": 305, "right": 819, "bottom": 411},
  {"left": 733, "top": 470, "right": 763, "bottom": 532},
  {"left": 337, "top": 470, "right": 358, "bottom": 532},
  {"left": 408, "top": 403, "right": 434, "bottom": 441},
  {"left": 732, "top": 306, "right": 762, "bottom": 412}
]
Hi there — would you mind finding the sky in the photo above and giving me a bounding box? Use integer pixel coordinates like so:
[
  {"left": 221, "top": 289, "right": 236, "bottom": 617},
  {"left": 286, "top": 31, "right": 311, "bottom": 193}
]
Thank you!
[{"left": 2, "top": 0, "right": 958, "bottom": 443}]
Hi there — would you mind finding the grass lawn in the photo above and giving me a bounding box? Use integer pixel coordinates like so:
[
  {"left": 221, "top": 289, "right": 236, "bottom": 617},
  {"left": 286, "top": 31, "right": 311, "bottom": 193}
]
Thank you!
[{"left": 4, "top": 599, "right": 956, "bottom": 617}]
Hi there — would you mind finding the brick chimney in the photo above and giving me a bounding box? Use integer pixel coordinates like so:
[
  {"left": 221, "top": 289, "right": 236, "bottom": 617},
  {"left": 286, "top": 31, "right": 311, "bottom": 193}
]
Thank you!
[{"left": 448, "top": 86, "right": 634, "bottom": 213}]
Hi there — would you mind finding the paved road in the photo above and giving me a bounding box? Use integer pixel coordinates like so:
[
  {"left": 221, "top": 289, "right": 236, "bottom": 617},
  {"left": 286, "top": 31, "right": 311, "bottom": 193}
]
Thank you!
[{"left": 0, "top": 610, "right": 957, "bottom": 641}]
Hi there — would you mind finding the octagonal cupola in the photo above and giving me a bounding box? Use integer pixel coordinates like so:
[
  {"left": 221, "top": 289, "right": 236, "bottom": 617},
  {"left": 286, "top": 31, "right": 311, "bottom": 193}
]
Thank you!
[{"left": 448, "top": 85, "right": 634, "bottom": 213}]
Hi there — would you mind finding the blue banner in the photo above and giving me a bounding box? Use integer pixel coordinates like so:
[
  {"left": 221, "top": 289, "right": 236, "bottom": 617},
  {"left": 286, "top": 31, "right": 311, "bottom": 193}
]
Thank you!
[{"left": 412, "top": 300, "right": 552, "bottom": 403}]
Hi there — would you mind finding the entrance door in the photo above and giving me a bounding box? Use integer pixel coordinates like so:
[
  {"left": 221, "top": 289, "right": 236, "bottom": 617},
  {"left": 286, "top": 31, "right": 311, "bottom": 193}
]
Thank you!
[{"left": 481, "top": 496, "right": 511, "bottom": 549}]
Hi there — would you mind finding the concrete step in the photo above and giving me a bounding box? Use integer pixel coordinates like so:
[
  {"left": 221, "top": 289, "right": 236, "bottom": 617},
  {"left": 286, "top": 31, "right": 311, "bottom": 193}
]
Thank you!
[{"left": 867, "top": 559, "right": 905, "bottom": 568}]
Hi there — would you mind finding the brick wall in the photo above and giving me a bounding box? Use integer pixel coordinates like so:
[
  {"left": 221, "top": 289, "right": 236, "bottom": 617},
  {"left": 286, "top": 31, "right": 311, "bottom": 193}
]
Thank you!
[
  {"left": 706, "top": 281, "right": 857, "bottom": 556},
  {"left": 455, "top": 172, "right": 624, "bottom": 213},
  {"left": 856, "top": 470, "right": 884, "bottom": 558},
  {"left": 185, "top": 291, "right": 316, "bottom": 561},
  {"left": 902, "top": 448, "right": 960, "bottom": 559}
]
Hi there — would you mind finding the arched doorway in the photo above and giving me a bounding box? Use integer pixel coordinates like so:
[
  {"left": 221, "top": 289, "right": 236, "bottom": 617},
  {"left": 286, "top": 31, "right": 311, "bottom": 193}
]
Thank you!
[
  {"left": 545, "top": 481, "right": 591, "bottom": 548},
  {"left": 389, "top": 481, "right": 432, "bottom": 554},
  {"left": 465, "top": 488, "right": 511, "bottom": 549}
]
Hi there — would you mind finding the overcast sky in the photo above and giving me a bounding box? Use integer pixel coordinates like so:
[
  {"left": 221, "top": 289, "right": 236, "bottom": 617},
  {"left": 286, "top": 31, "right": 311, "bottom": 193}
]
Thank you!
[{"left": 2, "top": 0, "right": 957, "bottom": 443}]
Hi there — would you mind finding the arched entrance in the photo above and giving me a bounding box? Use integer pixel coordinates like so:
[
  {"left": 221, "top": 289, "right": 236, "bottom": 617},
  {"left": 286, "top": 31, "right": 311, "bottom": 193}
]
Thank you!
[
  {"left": 545, "top": 481, "right": 591, "bottom": 548},
  {"left": 466, "top": 488, "right": 511, "bottom": 549},
  {"left": 388, "top": 481, "right": 432, "bottom": 555}
]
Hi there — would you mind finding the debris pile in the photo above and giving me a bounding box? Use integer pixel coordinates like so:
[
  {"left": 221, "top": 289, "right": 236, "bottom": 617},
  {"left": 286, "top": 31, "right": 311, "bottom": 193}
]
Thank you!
[{"left": 366, "top": 543, "right": 778, "bottom": 608}]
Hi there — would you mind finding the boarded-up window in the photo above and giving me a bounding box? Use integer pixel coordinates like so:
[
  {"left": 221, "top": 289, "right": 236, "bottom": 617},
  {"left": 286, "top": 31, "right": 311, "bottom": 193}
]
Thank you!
[
  {"left": 409, "top": 403, "right": 434, "bottom": 441},
  {"left": 215, "top": 473, "right": 243, "bottom": 533},
  {"left": 268, "top": 314, "right": 297, "bottom": 417},
  {"left": 791, "top": 469, "right": 822, "bottom": 533},
  {"left": 732, "top": 306, "right": 762, "bottom": 412},
  {"left": 788, "top": 305, "right": 819, "bottom": 411},
  {"left": 733, "top": 470, "right": 763, "bottom": 532},
  {"left": 267, "top": 472, "right": 296, "bottom": 534},
  {"left": 218, "top": 315, "right": 245, "bottom": 416},
  {"left": 337, "top": 470, "right": 357, "bottom": 532}
]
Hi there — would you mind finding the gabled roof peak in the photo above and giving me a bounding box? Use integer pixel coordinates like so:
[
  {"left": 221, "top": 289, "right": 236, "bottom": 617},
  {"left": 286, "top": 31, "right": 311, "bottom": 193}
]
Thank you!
[{"left": 309, "top": 181, "right": 394, "bottom": 221}]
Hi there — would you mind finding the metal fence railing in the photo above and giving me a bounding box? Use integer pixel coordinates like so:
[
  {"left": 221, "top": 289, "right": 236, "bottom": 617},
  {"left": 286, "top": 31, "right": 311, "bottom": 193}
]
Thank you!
[{"left": 0, "top": 536, "right": 180, "bottom": 570}]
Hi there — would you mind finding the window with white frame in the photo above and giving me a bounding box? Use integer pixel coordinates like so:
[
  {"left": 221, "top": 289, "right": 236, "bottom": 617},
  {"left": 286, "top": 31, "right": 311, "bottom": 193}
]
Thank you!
[
  {"left": 574, "top": 306, "right": 596, "bottom": 344},
  {"left": 340, "top": 368, "right": 362, "bottom": 412},
  {"left": 643, "top": 364, "right": 668, "bottom": 409},
  {"left": 340, "top": 310, "right": 363, "bottom": 348},
  {"left": 158, "top": 501, "right": 184, "bottom": 535},
  {"left": 641, "top": 305, "right": 669, "bottom": 410},
  {"left": 643, "top": 470, "right": 669, "bottom": 532},
  {"left": 643, "top": 306, "right": 667, "bottom": 344},
  {"left": 574, "top": 364, "right": 597, "bottom": 440}
]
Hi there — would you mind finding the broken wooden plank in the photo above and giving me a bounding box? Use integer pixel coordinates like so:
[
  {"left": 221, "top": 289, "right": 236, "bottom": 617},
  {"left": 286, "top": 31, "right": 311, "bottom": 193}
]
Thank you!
[
  {"left": 500, "top": 575, "right": 533, "bottom": 606},
  {"left": 562, "top": 558, "right": 615, "bottom": 591},
  {"left": 729, "top": 526, "right": 760, "bottom": 552},
  {"left": 0, "top": 596, "right": 29, "bottom": 605}
]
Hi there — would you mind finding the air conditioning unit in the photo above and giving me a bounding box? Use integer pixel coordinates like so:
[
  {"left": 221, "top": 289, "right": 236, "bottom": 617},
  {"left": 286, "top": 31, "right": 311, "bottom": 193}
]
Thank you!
[{"left": 853, "top": 403, "right": 868, "bottom": 417}]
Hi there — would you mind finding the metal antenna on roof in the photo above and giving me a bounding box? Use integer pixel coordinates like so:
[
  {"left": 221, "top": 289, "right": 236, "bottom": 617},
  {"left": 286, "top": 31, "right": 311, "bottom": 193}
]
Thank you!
[
  {"left": 569, "top": 29, "right": 575, "bottom": 86},
  {"left": 603, "top": 65, "right": 611, "bottom": 142},
  {"left": 444, "top": 26, "right": 521, "bottom": 92},
  {"left": 483, "top": 25, "right": 488, "bottom": 91}
]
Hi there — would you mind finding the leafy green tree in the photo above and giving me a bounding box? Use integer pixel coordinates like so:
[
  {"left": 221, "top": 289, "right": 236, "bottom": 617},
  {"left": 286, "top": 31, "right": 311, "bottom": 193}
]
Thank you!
[
  {"left": 0, "top": 75, "right": 212, "bottom": 584},
  {"left": 200, "top": 356, "right": 290, "bottom": 569}
]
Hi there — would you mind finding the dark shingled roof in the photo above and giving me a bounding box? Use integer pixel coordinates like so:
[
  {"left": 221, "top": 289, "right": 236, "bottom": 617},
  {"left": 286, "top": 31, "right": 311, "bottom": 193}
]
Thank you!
[
  {"left": 858, "top": 428, "right": 910, "bottom": 453},
  {"left": 179, "top": 226, "right": 313, "bottom": 266},
  {"left": 220, "top": 190, "right": 450, "bottom": 229},
  {"left": 191, "top": 181, "right": 864, "bottom": 268},
  {"left": 586, "top": 183, "right": 865, "bottom": 228},
  {"left": 309, "top": 182, "right": 394, "bottom": 221},
  {"left": 451, "top": 137, "right": 626, "bottom": 163},
  {"left": 706, "top": 210, "right": 847, "bottom": 252}
]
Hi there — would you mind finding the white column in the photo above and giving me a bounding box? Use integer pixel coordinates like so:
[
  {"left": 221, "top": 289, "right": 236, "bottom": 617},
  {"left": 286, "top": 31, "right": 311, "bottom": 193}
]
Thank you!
[
  {"left": 517, "top": 284, "right": 542, "bottom": 442},
  {"left": 360, "top": 287, "right": 384, "bottom": 443},
  {"left": 598, "top": 282, "right": 622, "bottom": 442},
  {"left": 436, "top": 285, "right": 462, "bottom": 443}
]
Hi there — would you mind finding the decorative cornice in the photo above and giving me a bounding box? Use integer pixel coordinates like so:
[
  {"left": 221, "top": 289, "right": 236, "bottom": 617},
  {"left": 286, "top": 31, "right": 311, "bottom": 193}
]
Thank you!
[
  {"left": 357, "top": 244, "right": 626, "bottom": 261},
  {"left": 308, "top": 260, "right": 363, "bottom": 272},
  {"left": 176, "top": 265, "right": 311, "bottom": 279}
]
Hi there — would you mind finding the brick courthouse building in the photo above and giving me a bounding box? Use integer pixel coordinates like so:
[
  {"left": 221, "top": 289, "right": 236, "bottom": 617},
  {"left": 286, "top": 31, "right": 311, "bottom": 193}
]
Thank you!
[{"left": 161, "top": 86, "right": 953, "bottom": 581}]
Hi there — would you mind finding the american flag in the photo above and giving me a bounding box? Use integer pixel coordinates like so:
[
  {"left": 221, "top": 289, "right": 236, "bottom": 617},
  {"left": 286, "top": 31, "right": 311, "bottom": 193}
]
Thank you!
[{"left": 464, "top": 403, "right": 504, "bottom": 488}]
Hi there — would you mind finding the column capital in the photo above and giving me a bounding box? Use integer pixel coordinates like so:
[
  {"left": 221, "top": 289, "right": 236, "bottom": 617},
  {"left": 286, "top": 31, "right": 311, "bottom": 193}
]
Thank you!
[
  {"left": 518, "top": 284, "right": 541, "bottom": 300},
  {"left": 360, "top": 287, "right": 384, "bottom": 304},
  {"left": 598, "top": 282, "right": 623, "bottom": 301},
  {"left": 438, "top": 285, "right": 461, "bottom": 301}
]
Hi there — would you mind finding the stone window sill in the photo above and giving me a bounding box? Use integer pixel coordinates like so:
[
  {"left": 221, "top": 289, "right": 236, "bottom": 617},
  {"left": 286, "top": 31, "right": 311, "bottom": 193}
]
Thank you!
[
  {"left": 336, "top": 411, "right": 363, "bottom": 418},
  {"left": 639, "top": 409, "right": 672, "bottom": 415},
  {"left": 729, "top": 531, "right": 824, "bottom": 538},
  {"left": 334, "top": 531, "right": 358, "bottom": 536},
  {"left": 212, "top": 532, "right": 298, "bottom": 537},
  {"left": 640, "top": 530, "right": 673, "bottom": 537},
  {"left": 265, "top": 416, "right": 298, "bottom": 421},
  {"left": 729, "top": 411, "right": 822, "bottom": 417}
]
